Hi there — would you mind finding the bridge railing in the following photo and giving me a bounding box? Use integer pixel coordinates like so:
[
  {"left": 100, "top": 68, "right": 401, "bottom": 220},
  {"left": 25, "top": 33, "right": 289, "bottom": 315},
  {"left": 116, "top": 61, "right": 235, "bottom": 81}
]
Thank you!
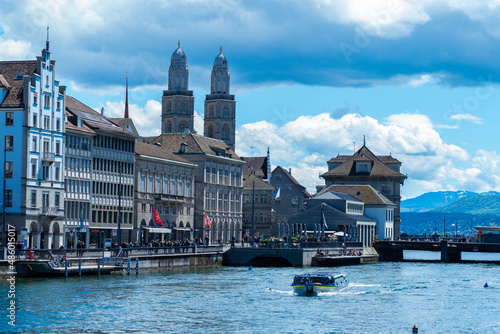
[{"left": 13, "top": 245, "right": 224, "bottom": 260}]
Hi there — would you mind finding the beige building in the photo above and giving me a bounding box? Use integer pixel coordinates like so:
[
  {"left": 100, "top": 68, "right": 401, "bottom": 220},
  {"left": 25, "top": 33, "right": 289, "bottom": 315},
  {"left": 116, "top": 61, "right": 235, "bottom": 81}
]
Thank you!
[
  {"left": 321, "top": 142, "right": 406, "bottom": 238},
  {"left": 145, "top": 133, "right": 244, "bottom": 244},
  {"left": 134, "top": 141, "right": 196, "bottom": 243}
]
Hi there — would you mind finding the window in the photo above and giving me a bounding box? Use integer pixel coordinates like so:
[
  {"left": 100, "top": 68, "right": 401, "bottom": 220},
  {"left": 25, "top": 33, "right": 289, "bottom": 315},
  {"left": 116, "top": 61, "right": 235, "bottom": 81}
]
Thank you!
[
  {"left": 55, "top": 141, "right": 61, "bottom": 155},
  {"left": 33, "top": 93, "right": 38, "bottom": 105},
  {"left": 42, "top": 164, "right": 50, "bottom": 180},
  {"left": 5, "top": 161, "right": 13, "bottom": 178},
  {"left": 44, "top": 95, "right": 50, "bottom": 108},
  {"left": 5, "top": 112, "right": 13, "bottom": 126},
  {"left": 31, "top": 190, "right": 37, "bottom": 207},
  {"left": 382, "top": 183, "right": 391, "bottom": 193},
  {"left": 223, "top": 106, "right": 229, "bottom": 118},
  {"left": 5, "top": 136, "right": 13, "bottom": 151},
  {"left": 5, "top": 190, "right": 12, "bottom": 207},
  {"left": 55, "top": 192, "right": 60, "bottom": 209},
  {"left": 46, "top": 75, "right": 49, "bottom": 86},
  {"left": 171, "top": 178, "right": 176, "bottom": 195},
  {"left": 179, "top": 178, "right": 184, "bottom": 196},
  {"left": 164, "top": 176, "right": 170, "bottom": 194},
  {"left": 56, "top": 118, "right": 61, "bottom": 131},
  {"left": 211, "top": 168, "right": 216, "bottom": 183},
  {"left": 148, "top": 175, "right": 154, "bottom": 193},
  {"left": 43, "top": 139, "right": 50, "bottom": 153},
  {"left": 32, "top": 137, "right": 37, "bottom": 152},
  {"left": 205, "top": 167, "right": 210, "bottom": 182},
  {"left": 33, "top": 113, "right": 38, "bottom": 127},
  {"left": 54, "top": 163, "right": 60, "bottom": 181},
  {"left": 42, "top": 191, "right": 49, "bottom": 207},
  {"left": 57, "top": 99, "right": 61, "bottom": 110},
  {"left": 44, "top": 115, "right": 50, "bottom": 129},
  {"left": 186, "top": 179, "right": 191, "bottom": 197},
  {"left": 31, "top": 159, "right": 37, "bottom": 178}
]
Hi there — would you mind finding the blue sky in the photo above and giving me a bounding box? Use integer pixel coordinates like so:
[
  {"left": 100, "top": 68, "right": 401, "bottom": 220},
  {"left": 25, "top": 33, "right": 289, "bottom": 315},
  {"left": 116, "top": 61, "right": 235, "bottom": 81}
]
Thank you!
[{"left": 1, "top": 0, "right": 500, "bottom": 199}]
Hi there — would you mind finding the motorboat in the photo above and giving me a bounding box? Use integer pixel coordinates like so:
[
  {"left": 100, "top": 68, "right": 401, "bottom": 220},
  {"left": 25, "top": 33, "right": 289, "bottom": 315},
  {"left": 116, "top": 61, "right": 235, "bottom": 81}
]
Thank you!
[{"left": 291, "top": 272, "right": 348, "bottom": 295}]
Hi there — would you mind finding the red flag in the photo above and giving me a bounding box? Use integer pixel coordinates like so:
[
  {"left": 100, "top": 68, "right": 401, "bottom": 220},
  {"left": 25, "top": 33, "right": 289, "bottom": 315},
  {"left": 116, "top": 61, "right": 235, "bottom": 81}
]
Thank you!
[
  {"left": 204, "top": 211, "right": 212, "bottom": 228},
  {"left": 153, "top": 208, "right": 163, "bottom": 226}
]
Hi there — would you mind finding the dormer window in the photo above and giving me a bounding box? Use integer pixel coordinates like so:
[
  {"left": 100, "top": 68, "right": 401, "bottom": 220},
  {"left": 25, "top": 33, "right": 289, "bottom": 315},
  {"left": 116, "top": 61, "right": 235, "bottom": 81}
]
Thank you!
[{"left": 356, "top": 162, "right": 371, "bottom": 173}]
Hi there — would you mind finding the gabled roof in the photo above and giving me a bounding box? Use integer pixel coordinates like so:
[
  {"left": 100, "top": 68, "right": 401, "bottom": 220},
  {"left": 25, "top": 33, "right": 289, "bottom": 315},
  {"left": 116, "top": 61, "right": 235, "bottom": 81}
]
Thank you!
[
  {"left": 318, "top": 185, "right": 395, "bottom": 206},
  {"left": 145, "top": 133, "right": 242, "bottom": 161},
  {"left": 272, "top": 166, "right": 310, "bottom": 197},
  {"left": 289, "top": 203, "right": 375, "bottom": 227},
  {"left": 243, "top": 173, "right": 274, "bottom": 190},
  {"left": 109, "top": 118, "right": 140, "bottom": 137},
  {"left": 0, "top": 60, "right": 37, "bottom": 108},
  {"left": 313, "top": 191, "right": 362, "bottom": 203},
  {"left": 322, "top": 145, "right": 405, "bottom": 179},
  {"left": 135, "top": 141, "right": 194, "bottom": 166},
  {"left": 66, "top": 96, "right": 136, "bottom": 138},
  {"left": 241, "top": 156, "right": 268, "bottom": 179}
]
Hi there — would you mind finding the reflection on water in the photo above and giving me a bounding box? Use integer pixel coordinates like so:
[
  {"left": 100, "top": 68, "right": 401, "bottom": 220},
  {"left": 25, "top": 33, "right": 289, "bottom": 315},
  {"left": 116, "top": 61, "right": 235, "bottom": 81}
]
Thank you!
[{"left": 3, "top": 261, "right": 500, "bottom": 333}]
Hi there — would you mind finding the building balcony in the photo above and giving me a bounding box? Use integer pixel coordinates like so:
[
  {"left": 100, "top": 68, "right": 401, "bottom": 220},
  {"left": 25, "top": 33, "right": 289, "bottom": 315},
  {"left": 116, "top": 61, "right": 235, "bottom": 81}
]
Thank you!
[
  {"left": 154, "top": 193, "right": 193, "bottom": 204},
  {"left": 39, "top": 206, "right": 60, "bottom": 217},
  {"left": 42, "top": 152, "right": 55, "bottom": 163}
]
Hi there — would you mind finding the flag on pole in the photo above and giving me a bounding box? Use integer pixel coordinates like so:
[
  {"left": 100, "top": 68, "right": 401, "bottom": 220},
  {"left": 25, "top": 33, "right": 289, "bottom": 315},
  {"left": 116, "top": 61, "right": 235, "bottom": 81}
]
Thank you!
[
  {"left": 204, "top": 211, "right": 212, "bottom": 228},
  {"left": 322, "top": 210, "right": 328, "bottom": 229},
  {"left": 273, "top": 187, "right": 281, "bottom": 199},
  {"left": 153, "top": 208, "right": 164, "bottom": 226}
]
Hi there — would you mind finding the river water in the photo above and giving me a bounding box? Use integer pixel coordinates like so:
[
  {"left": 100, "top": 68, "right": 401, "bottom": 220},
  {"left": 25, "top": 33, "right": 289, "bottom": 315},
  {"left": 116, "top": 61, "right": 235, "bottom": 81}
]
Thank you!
[{"left": 2, "top": 252, "right": 500, "bottom": 333}]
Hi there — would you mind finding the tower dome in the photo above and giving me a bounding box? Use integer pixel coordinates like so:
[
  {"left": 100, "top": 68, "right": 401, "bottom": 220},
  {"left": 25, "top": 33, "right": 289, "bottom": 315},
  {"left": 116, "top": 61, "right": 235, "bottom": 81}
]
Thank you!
[
  {"left": 211, "top": 46, "right": 230, "bottom": 94},
  {"left": 168, "top": 40, "right": 189, "bottom": 91},
  {"left": 213, "top": 46, "right": 228, "bottom": 68}
]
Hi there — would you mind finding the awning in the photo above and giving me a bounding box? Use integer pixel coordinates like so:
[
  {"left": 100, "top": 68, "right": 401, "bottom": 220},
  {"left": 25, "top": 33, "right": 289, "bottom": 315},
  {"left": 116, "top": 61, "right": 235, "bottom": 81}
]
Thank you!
[
  {"left": 172, "top": 227, "right": 191, "bottom": 231},
  {"left": 141, "top": 227, "right": 172, "bottom": 234}
]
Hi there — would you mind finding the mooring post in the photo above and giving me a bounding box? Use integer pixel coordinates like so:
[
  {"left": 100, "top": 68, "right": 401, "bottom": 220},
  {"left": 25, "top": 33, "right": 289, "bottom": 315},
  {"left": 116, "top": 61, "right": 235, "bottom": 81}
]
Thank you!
[
  {"left": 78, "top": 258, "right": 82, "bottom": 276},
  {"left": 135, "top": 257, "right": 139, "bottom": 275},
  {"left": 127, "top": 258, "right": 130, "bottom": 275},
  {"left": 64, "top": 259, "right": 68, "bottom": 277},
  {"left": 97, "top": 258, "right": 101, "bottom": 275}
]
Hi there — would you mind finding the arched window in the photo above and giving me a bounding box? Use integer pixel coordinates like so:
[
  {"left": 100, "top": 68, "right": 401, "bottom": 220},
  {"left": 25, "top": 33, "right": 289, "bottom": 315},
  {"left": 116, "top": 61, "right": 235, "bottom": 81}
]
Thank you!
[
  {"left": 166, "top": 121, "right": 172, "bottom": 133},
  {"left": 206, "top": 125, "right": 214, "bottom": 138},
  {"left": 181, "top": 102, "right": 187, "bottom": 114},
  {"left": 209, "top": 105, "right": 215, "bottom": 118},
  {"left": 223, "top": 106, "right": 229, "bottom": 118},
  {"left": 222, "top": 124, "right": 229, "bottom": 141}
]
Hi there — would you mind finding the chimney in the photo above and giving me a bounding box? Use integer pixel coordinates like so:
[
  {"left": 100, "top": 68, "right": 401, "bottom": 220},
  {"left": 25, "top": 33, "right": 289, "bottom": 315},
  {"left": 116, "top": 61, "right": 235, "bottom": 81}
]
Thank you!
[
  {"left": 289, "top": 168, "right": 292, "bottom": 175},
  {"left": 101, "top": 107, "right": 105, "bottom": 115}
]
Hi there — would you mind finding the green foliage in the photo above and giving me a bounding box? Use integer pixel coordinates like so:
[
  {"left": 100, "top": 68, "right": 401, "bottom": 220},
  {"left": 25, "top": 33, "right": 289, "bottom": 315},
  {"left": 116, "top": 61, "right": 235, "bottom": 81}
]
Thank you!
[
  {"left": 436, "top": 195, "right": 500, "bottom": 215},
  {"left": 274, "top": 238, "right": 281, "bottom": 242}
]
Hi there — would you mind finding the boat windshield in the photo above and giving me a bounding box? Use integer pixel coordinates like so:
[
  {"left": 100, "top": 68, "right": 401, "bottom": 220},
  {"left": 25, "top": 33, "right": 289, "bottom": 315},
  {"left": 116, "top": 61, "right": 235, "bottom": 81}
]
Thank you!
[{"left": 293, "top": 275, "right": 331, "bottom": 285}]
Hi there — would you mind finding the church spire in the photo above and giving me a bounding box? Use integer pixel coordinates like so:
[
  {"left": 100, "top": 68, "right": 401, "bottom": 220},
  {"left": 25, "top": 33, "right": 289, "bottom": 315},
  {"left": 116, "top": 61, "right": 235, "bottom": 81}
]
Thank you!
[
  {"left": 124, "top": 73, "right": 129, "bottom": 118},
  {"left": 46, "top": 26, "right": 50, "bottom": 51}
]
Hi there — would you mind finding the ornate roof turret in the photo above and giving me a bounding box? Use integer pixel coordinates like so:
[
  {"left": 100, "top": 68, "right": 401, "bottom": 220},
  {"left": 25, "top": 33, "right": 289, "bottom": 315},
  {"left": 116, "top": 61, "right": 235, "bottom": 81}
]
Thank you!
[
  {"left": 211, "top": 46, "right": 230, "bottom": 94},
  {"left": 168, "top": 40, "right": 189, "bottom": 90}
]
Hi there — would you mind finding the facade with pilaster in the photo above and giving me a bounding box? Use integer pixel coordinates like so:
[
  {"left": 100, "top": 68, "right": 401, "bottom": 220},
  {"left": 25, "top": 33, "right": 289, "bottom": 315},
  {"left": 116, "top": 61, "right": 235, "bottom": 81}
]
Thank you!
[
  {"left": 0, "top": 43, "right": 66, "bottom": 249},
  {"left": 134, "top": 141, "right": 196, "bottom": 243}
]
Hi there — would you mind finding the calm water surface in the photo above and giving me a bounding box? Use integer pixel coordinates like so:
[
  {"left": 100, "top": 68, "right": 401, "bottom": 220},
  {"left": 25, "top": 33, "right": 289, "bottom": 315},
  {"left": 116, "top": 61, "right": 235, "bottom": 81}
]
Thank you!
[{"left": 2, "top": 254, "right": 500, "bottom": 333}]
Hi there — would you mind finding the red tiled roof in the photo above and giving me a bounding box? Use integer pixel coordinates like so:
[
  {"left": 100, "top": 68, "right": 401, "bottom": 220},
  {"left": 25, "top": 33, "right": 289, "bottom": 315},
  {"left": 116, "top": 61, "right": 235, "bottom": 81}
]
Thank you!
[{"left": 317, "top": 184, "right": 395, "bottom": 206}]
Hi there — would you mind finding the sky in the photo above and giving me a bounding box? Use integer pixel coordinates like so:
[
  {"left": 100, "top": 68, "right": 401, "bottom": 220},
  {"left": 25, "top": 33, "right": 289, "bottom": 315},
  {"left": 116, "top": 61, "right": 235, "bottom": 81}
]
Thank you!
[{"left": 1, "top": 0, "right": 500, "bottom": 199}]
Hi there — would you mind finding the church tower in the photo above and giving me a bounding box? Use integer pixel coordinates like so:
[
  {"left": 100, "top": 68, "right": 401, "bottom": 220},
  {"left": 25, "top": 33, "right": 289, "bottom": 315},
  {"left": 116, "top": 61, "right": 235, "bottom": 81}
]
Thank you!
[
  {"left": 204, "top": 46, "right": 236, "bottom": 150},
  {"left": 161, "top": 41, "right": 195, "bottom": 134}
]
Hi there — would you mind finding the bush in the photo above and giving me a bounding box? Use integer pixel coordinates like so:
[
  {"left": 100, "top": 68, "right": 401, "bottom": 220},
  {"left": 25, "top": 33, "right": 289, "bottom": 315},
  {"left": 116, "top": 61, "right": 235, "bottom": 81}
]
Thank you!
[{"left": 274, "top": 238, "right": 281, "bottom": 242}]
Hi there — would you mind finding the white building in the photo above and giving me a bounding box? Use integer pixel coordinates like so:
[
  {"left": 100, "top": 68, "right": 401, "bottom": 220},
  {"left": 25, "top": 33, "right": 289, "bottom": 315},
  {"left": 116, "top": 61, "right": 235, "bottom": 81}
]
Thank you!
[{"left": 0, "top": 41, "right": 66, "bottom": 249}]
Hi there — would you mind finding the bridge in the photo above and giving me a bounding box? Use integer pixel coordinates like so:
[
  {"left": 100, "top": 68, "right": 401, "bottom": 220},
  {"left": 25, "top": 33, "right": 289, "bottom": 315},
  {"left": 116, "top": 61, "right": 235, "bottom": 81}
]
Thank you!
[
  {"left": 223, "top": 242, "right": 364, "bottom": 267},
  {"left": 375, "top": 240, "right": 500, "bottom": 263}
]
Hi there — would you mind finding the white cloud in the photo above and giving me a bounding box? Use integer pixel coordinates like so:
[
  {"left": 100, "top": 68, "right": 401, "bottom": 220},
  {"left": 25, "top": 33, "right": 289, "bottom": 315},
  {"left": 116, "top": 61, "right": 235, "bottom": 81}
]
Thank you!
[
  {"left": 314, "top": 0, "right": 431, "bottom": 38},
  {"left": 235, "top": 111, "right": 500, "bottom": 197},
  {"left": 450, "top": 113, "right": 483, "bottom": 124},
  {"left": 97, "top": 99, "right": 162, "bottom": 137},
  {"left": 0, "top": 37, "right": 33, "bottom": 60},
  {"left": 448, "top": 0, "right": 500, "bottom": 37}
]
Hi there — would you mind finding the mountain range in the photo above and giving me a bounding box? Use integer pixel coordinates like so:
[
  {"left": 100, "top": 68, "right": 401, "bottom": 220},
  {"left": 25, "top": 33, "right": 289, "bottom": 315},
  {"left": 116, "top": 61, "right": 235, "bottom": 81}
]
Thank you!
[
  {"left": 400, "top": 190, "right": 500, "bottom": 235},
  {"left": 401, "top": 191, "right": 500, "bottom": 213}
]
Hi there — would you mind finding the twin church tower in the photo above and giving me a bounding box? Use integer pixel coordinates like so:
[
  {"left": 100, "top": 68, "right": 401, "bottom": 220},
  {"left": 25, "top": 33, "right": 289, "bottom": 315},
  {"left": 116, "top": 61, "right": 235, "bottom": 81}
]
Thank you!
[{"left": 161, "top": 41, "right": 236, "bottom": 150}]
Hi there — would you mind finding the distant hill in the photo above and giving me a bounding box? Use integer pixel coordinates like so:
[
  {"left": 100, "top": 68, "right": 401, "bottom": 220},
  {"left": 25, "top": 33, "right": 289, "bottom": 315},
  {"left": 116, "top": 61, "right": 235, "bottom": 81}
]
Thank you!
[
  {"left": 401, "top": 191, "right": 478, "bottom": 212},
  {"left": 436, "top": 194, "right": 500, "bottom": 215}
]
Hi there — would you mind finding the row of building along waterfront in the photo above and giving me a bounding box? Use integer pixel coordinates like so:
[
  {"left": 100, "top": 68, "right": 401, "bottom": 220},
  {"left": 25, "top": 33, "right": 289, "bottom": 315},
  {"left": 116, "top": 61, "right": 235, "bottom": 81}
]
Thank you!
[{"left": 0, "top": 40, "right": 406, "bottom": 250}]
